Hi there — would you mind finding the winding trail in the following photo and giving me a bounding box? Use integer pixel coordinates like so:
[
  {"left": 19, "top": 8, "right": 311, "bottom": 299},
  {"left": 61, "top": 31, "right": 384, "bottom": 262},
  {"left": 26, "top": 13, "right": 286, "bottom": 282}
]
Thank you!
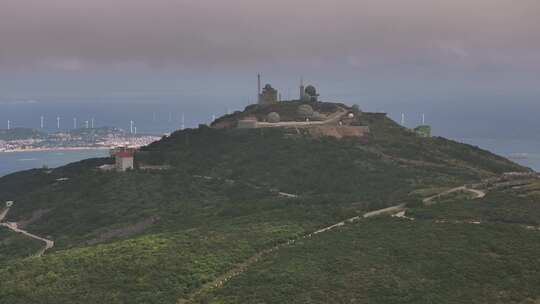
[
  {"left": 180, "top": 184, "right": 488, "bottom": 303},
  {"left": 0, "top": 207, "right": 9, "bottom": 222},
  {"left": 422, "top": 186, "right": 486, "bottom": 205},
  {"left": 0, "top": 207, "right": 54, "bottom": 257},
  {"left": 179, "top": 202, "right": 406, "bottom": 303}
]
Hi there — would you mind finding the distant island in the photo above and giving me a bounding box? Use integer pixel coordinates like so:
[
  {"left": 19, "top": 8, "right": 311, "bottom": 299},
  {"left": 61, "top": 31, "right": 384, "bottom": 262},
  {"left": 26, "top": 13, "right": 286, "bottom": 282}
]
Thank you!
[{"left": 0, "top": 127, "right": 162, "bottom": 152}]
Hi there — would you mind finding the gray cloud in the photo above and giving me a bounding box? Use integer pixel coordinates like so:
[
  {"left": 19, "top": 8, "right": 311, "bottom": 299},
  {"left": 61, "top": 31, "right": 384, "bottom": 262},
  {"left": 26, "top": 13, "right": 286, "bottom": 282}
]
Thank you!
[{"left": 1, "top": 0, "right": 539, "bottom": 70}]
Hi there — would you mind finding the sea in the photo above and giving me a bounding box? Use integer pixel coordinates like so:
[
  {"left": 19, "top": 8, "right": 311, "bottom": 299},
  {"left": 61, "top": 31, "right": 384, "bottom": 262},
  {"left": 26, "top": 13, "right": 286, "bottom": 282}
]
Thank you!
[
  {"left": 0, "top": 138, "right": 538, "bottom": 177},
  {"left": 459, "top": 138, "right": 540, "bottom": 172},
  {"left": 0, "top": 149, "right": 110, "bottom": 177}
]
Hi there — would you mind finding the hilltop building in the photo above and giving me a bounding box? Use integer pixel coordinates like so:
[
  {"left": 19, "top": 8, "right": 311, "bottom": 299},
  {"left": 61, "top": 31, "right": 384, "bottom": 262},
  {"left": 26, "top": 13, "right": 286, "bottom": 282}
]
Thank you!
[
  {"left": 113, "top": 148, "right": 135, "bottom": 172},
  {"left": 256, "top": 74, "right": 319, "bottom": 104},
  {"left": 257, "top": 74, "right": 279, "bottom": 105},
  {"left": 259, "top": 84, "right": 279, "bottom": 105},
  {"left": 299, "top": 77, "right": 319, "bottom": 102},
  {"left": 302, "top": 85, "right": 319, "bottom": 102}
]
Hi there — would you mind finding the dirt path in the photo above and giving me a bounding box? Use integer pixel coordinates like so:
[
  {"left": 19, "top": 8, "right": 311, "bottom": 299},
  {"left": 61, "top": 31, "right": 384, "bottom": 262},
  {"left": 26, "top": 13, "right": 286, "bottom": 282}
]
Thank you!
[
  {"left": 422, "top": 186, "right": 486, "bottom": 205},
  {"left": 0, "top": 207, "right": 54, "bottom": 257},
  {"left": 363, "top": 204, "right": 406, "bottom": 218},
  {"left": 179, "top": 182, "right": 491, "bottom": 303},
  {"left": 278, "top": 192, "right": 298, "bottom": 198},
  {"left": 0, "top": 207, "right": 9, "bottom": 222},
  {"left": 256, "top": 106, "right": 348, "bottom": 129},
  {"left": 179, "top": 202, "right": 405, "bottom": 303}
]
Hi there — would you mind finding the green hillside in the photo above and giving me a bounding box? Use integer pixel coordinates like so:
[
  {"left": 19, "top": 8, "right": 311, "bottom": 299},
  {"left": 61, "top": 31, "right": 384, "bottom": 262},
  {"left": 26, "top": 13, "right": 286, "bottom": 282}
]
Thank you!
[{"left": 0, "top": 102, "right": 535, "bottom": 304}]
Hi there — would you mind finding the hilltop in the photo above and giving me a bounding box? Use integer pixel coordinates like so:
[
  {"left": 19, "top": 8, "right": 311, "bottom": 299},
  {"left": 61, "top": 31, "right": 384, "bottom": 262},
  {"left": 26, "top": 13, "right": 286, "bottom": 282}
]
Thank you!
[{"left": 0, "top": 100, "right": 538, "bottom": 304}]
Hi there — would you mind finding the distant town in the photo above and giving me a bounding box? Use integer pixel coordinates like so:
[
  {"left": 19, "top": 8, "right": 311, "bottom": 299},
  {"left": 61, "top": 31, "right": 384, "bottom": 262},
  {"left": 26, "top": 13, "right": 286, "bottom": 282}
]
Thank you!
[{"left": 0, "top": 127, "right": 162, "bottom": 152}]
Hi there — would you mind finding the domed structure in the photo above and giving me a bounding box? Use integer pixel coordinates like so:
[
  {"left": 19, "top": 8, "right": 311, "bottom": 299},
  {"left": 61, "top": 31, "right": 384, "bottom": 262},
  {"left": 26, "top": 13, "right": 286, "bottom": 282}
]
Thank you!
[
  {"left": 297, "top": 104, "right": 314, "bottom": 118},
  {"left": 305, "top": 85, "right": 317, "bottom": 97},
  {"left": 266, "top": 112, "right": 281, "bottom": 123},
  {"left": 311, "top": 111, "right": 326, "bottom": 121},
  {"left": 302, "top": 85, "right": 319, "bottom": 102}
]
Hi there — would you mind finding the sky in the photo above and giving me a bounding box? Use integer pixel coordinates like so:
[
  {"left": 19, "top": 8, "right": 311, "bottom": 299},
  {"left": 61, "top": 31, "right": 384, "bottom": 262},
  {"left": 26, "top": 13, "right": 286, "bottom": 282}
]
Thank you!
[{"left": 0, "top": 0, "right": 539, "bottom": 138}]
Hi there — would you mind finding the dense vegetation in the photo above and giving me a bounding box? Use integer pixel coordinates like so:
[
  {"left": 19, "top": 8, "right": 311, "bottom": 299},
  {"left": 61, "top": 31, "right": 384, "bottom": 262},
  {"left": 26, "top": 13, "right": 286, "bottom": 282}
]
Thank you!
[
  {"left": 0, "top": 103, "right": 533, "bottom": 303},
  {"left": 0, "top": 230, "right": 42, "bottom": 264},
  {"left": 205, "top": 218, "right": 540, "bottom": 304}
]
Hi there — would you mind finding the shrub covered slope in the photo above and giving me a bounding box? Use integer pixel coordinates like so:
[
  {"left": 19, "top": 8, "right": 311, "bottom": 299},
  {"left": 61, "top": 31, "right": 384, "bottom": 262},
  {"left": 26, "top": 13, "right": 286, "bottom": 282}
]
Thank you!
[{"left": 0, "top": 104, "right": 533, "bottom": 304}]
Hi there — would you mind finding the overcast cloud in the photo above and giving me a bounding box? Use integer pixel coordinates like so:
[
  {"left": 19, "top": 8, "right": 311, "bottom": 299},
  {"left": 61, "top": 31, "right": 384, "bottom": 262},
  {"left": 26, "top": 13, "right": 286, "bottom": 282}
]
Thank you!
[{"left": 1, "top": 0, "right": 539, "bottom": 70}]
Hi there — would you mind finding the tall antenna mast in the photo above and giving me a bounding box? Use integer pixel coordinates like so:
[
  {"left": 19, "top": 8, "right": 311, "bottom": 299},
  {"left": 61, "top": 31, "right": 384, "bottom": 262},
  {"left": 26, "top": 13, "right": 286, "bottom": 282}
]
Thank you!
[
  {"left": 257, "top": 73, "right": 263, "bottom": 104},
  {"left": 300, "top": 76, "right": 305, "bottom": 101},
  {"left": 401, "top": 113, "right": 405, "bottom": 125},
  {"left": 40, "top": 116, "right": 44, "bottom": 129}
]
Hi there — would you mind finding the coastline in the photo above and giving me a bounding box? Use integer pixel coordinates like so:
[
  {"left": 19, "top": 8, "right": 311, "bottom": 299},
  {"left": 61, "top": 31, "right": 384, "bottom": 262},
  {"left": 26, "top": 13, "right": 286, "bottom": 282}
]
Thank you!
[{"left": 0, "top": 147, "right": 111, "bottom": 153}]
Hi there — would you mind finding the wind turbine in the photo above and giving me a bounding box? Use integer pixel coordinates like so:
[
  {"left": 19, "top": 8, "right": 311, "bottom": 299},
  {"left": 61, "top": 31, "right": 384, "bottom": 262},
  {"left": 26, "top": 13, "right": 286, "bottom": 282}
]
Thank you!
[{"left": 181, "top": 113, "right": 185, "bottom": 130}]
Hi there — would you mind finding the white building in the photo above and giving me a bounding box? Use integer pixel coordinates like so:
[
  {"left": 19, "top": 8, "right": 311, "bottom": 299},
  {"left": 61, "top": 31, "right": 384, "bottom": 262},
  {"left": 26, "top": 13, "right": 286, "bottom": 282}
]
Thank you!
[{"left": 114, "top": 150, "right": 134, "bottom": 172}]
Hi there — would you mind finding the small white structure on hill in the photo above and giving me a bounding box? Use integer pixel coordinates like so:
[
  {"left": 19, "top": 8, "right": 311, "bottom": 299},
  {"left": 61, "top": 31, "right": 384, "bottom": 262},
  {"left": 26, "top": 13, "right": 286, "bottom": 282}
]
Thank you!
[
  {"left": 114, "top": 149, "right": 135, "bottom": 172},
  {"left": 5, "top": 201, "right": 14, "bottom": 208}
]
